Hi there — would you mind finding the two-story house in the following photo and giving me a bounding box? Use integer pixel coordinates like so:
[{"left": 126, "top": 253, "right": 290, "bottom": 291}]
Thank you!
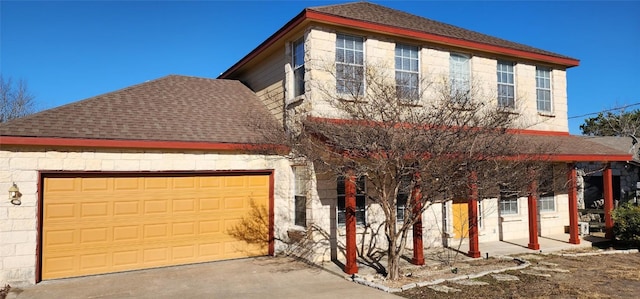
[{"left": 0, "top": 2, "right": 632, "bottom": 285}]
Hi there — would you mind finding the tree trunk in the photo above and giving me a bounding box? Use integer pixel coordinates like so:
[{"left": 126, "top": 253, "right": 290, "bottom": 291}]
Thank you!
[{"left": 387, "top": 241, "right": 401, "bottom": 280}]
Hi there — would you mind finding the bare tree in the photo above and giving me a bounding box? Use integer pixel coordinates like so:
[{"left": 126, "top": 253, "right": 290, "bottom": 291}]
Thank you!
[
  {"left": 0, "top": 75, "right": 36, "bottom": 123},
  {"left": 252, "top": 62, "right": 555, "bottom": 280}
]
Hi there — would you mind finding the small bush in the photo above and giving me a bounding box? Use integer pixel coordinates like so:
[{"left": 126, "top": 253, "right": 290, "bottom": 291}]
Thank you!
[{"left": 612, "top": 203, "right": 640, "bottom": 243}]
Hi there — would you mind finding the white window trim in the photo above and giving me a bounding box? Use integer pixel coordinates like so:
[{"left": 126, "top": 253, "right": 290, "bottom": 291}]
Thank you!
[
  {"left": 497, "top": 60, "right": 516, "bottom": 109},
  {"left": 395, "top": 43, "right": 420, "bottom": 102},
  {"left": 499, "top": 196, "right": 520, "bottom": 216},
  {"left": 292, "top": 37, "right": 305, "bottom": 99},
  {"left": 449, "top": 53, "right": 471, "bottom": 101},
  {"left": 536, "top": 67, "right": 553, "bottom": 114},
  {"left": 293, "top": 166, "right": 308, "bottom": 228},
  {"left": 335, "top": 33, "right": 366, "bottom": 97},
  {"left": 538, "top": 193, "right": 556, "bottom": 213}
]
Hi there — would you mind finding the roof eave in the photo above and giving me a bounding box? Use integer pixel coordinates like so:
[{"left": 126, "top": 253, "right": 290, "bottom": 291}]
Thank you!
[
  {"left": 218, "top": 9, "right": 309, "bottom": 78},
  {"left": 219, "top": 8, "right": 579, "bottom": 78},
  {"left": 305, "top": 11, "right": 579, "bottom": 68},
  {"left": 0, "top": 136, "right": 287, "bottom": 152}
]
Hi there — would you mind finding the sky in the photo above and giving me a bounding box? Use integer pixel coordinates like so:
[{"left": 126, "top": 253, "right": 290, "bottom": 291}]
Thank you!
[{"left": 1, "top": 0, "right": 639, "bottom": 135}]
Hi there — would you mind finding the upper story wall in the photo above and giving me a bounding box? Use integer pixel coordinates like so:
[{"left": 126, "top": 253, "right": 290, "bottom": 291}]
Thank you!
[
  {"left": 285, "top": 26, "right": 569, "bottom": 133},
  {"left": 225, "top": 48, "right": 287, "bottom": 124}
]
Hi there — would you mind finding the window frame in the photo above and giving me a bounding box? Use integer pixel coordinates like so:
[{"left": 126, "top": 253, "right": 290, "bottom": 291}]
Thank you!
[
  {"left": 337, "top": 175, "right": 366, "bottom": 226},
  {"left": 536, "top": 67, "right": 553, "bottom": 113},
  {"left": 499, "top": 188, "right": 519, "bottom": 215},
  {"left": 395, "top": 43, "right": 420, "bottom": 102},
  {"left": 449, "top": 53, "right": 471, "bottom": 102},
  {"left": 293, "top": 166, "right": 308, "bottom": 227},
  {"left": 335, "top": 34, "right": 365, "bottom": 96},
  {"left": 292, "top": 37, "right": 305, "bottom": 97},
  {"left": 396, "top": 176, "right": 412, "bottom": 223},
  {"left": 538, "top": 166, "right": 556, "bottom": 213},
  {"left": 497, "top": 60, "right": 515, "bottom": 109},
  {"left": 538, "top": 192, "right": 556, "bottom": 213}
]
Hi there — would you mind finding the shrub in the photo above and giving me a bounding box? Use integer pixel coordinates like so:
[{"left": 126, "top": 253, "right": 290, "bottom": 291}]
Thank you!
[{"left": 612, "top": 203, "right": 640, "bottom": 243}]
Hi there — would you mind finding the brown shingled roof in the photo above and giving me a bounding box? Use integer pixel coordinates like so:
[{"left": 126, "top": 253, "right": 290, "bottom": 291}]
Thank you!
[
  {"left": 308, "top": 2, "right": 577, "bottom": 62},
  {"left": 0, "top": 75, "right": 280, "bottom": 145},
  {"left": 516, "top": 134, "right": 632, "bottom": 161}
]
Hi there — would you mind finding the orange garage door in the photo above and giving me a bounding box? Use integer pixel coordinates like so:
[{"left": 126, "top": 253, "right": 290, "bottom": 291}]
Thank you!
[{"left": 41, "top": 174, "right": 270, "bottom": 280}]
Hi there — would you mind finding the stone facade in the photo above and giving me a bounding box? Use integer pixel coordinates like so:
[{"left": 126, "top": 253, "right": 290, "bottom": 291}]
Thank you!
[
  {"left": 290, "top": 27, "right": 570, "bottom": 132},
  {"left": 0, "top": 147, "right": 292, "bottom": 285}
]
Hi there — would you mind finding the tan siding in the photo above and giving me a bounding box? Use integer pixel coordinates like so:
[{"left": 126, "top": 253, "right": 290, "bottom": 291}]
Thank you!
[{"left": 236, "top": 51, "right": 286, "bottom": 123}]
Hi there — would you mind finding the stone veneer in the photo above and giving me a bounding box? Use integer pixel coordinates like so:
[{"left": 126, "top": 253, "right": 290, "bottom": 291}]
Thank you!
[
  {"left": 0, "top": 147, "right": 292, "bottom": 286},
  {"left": 303, "top": 27, "right": 569, "bottom": 132}
]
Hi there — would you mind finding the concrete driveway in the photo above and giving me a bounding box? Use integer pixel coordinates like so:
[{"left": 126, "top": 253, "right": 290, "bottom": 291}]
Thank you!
[{"left": 6, "top": 257, "right": 401, "bottom": 299}]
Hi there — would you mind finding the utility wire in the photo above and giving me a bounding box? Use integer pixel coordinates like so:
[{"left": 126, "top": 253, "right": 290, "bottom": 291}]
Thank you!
[{"left": 568, "top": 102, "right": 640, "bottom": 119}]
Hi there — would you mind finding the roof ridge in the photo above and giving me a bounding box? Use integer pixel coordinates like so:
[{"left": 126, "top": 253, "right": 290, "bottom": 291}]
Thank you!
[
  {"left": 307, "top": 1, "right": 577, "bottom": 62},
  {"left": 0, "top": 75, "right": 229, "bottom": 128}
]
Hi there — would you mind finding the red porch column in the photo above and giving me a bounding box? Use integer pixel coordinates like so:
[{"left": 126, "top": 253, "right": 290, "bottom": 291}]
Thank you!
[
  {"left": 567, "top": 164, "right": 580, "bottom": 244},
  {"left": 467, "top": 171, "right": 481, "bottom": 258},
  {"left": 411, "top": 174, "right": 424, "bottom": 265},
  {"left": 603, "top": 164, "right": 615, "bottom": 239},
  {"left": 344, "top": 172, "right": 358, "bottom": 274},
  {"left": 527, "top": 176, "right": 540, "bottom": 250}
]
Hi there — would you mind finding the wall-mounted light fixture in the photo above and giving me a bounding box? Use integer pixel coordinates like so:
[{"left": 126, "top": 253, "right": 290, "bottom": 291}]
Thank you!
[{"left": 9, "top": 183, "right": 21, "bottom": 205}]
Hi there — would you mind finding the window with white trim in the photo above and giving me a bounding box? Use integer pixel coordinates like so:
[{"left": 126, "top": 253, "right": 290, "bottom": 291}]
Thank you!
[
  {"left": 450, "top": 53, "right": 470, "bottom": 101},
  {"left": 395, "top": 44, "right": 419, "bottom": 101},
  {"left": 499, "top": 187, "right": 519, "bottom": 215},
  {"left": 497, "top": 61, "right": 515, "bottom": 109},
  {"left": 538, "top": 166, "right": 556, "bottom": 212},
  {"left": 293, "top": 166, "right": 308, "bottom": 227},
  {"left": 336, "top": 34, "right": 364, "bottom": 95},
  {"left": 292, "top": 37, "right": 305, "bottom": 97},
  {"left": 536, "top": 67, "right": 552, "bottom": 112},
  {"left": 538, "top": 192, "right": 555, "bottom": 212},
  {"left": 337, "top": 176, "right": 366, "bottom": 225}
]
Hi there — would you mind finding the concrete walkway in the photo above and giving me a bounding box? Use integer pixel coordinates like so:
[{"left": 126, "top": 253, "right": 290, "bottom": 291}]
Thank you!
[{"left": 6, "top": 257, "right": 402, "bottom": 299}]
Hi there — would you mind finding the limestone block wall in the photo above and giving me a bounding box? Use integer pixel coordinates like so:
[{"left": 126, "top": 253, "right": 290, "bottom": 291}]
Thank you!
[
  {"left": 299, "top": 26, "right": 570, "bottom": 133},
  {"left": 0, "top": 147, "right": 292, "bottom": 286}
]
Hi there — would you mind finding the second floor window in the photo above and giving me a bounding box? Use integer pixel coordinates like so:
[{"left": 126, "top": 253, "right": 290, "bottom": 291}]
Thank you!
[
  {"left": 536, "top": 67, "right": 552, "bottom": 112},
  {"left": 395, "top": 44, "right": 419, "bottom": 101},
  {"left": 293, "top": 37, "right": 305, "bottom": 97},
  {"left": 336, "top": 34, "right": 364, "bottom": 95},
  {"left": 449, "top": 53, "right": 470, "bottom": 102},
  {"left": 497, "top": 61, "right": 515, "bottom": 109},
  {"left": 337, "top": 175, "right": 366, "bottom": 225}
]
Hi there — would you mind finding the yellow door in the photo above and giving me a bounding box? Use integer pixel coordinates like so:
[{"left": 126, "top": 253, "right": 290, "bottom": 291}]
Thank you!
[
  {"left": 452, "top": 202, "right": 469, "bottom": 239},
  {"left": 42, "top": 174, "right": 270, "bottom": 280}
]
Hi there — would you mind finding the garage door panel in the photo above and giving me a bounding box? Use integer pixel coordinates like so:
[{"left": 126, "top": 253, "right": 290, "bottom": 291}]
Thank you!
[
  {"left": 114, "top": 177, "right": 142, "bottom": 190},
  {"left": 79, "top": 227, "right": 109, "bottom": 244},
  {"left": 113, "top": 225, "right": 140, "bottom": 242},
  {"left": 80, "top": 202, "right": 109, "bottom": 218},
  {"left": 143, "top": 177, "right": 169, "bottom": 190},
  {"left": 46, "top": 203, "right": 76, "bottom": 220},
  {"left": 81, "top": 178, "right": 109, "bottom": 191},
  {"left": 113, "top": 201, "right": 140, "bottom": 216},
  {"left": 43, "top": 174, "right": 270, "bottom": 280}
]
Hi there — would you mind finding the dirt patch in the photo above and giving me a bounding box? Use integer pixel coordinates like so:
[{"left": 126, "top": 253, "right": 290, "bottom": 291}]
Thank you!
[
  {"left": 398, "top": 250, "right": 640, "bottom": 298},
  {"left": 364, "top": 257, "right": 522, "bottom": 289}
]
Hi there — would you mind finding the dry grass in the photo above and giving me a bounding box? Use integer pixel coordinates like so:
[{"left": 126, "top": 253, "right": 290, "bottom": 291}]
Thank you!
[{"left": 399, "top": 251, "right": 640, "bottom": 299}]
